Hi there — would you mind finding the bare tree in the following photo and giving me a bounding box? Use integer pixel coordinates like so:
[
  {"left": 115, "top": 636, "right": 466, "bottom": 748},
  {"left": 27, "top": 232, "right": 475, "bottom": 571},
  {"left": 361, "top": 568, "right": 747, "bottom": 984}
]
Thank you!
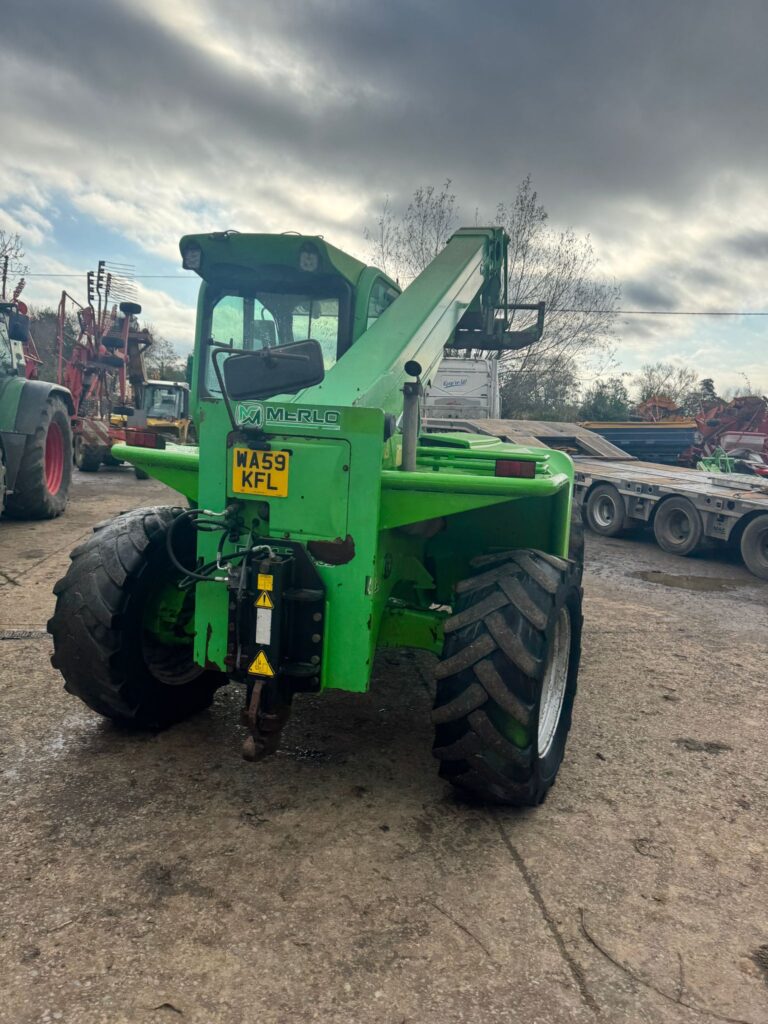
[
  {"left": 365, "top": 176, "right": 621, "bottom": 419},
  {"left": 0, "top": 230, "right": 25, "bottom": 265},
  {"left": 494, "top": 176, "right": 620, "bottom": 416},
  {"left": 632, "top": 362, "right": 699, "bottom": 407},
  {"left": 144, "top": 332, "right": 185, "bottom": 380},
  {"left": 365, "top": 182, "right": 458, "bottom": 284},
  {"left": 0, "top": 230, "right": 27, "bottom": 300}
]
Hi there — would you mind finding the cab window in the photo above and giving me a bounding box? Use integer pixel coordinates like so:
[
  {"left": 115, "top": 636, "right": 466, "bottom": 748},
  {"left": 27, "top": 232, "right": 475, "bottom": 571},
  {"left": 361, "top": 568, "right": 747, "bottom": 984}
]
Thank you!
[
  {"left": 205, "top": 290, "right": 341, "bottom": 396},
  {"left": 366, "top": 279, "right": 399, "bottom": 330}
]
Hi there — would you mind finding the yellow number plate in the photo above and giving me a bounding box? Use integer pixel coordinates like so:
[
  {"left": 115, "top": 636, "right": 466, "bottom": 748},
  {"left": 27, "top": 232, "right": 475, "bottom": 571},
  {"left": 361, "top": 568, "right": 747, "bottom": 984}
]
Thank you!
[{"left": 232, "top": 448, "right": 290, "bottom": 497}]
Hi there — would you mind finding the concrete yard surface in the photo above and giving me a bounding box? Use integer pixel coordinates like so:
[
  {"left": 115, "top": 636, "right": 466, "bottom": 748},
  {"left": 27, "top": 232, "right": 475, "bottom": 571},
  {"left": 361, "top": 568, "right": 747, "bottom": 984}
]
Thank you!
[{"left": 1, "top": 469, "right": 767, "bottom": 1023}]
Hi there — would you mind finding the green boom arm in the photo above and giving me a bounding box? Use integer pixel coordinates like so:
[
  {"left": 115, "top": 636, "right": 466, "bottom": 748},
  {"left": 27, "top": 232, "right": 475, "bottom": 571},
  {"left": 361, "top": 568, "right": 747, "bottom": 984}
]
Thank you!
[{"left": 300, "top": 227, "right": 504, "bottom": 414}]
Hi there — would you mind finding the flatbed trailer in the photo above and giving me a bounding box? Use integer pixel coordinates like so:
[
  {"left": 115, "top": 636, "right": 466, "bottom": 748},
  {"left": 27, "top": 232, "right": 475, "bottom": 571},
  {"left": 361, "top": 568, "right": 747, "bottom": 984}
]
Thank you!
[{"left": 426, "top": 417, "right": 768, "bottom": 580}]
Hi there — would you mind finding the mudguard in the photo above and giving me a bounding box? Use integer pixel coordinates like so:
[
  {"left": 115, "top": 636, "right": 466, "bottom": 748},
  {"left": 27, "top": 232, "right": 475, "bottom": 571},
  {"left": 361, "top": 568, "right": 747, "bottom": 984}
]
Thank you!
[{"left": 0, "top": 379, "right": 74, "bottom": 490}]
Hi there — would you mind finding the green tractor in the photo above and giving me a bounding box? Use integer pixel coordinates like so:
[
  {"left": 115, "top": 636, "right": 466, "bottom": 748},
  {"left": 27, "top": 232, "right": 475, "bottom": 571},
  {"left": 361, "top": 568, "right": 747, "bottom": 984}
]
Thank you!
[
  {"left": 49, "top": 227, "right": 583, "bottom": 805},
  {"left": 0, "top": 298, "right": 73, "bottom": 519}
]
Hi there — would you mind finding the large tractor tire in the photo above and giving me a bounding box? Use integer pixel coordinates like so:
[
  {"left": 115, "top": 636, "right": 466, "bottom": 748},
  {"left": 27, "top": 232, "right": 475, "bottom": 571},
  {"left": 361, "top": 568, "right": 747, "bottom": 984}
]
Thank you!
[
  {"left": 740, "top": 514, "right": 768, "bottom": 580},
  {"left": 73, "top": 435, "right": 102, "bottom": 473},
  {"left": 433, "top": 550, "right": 583, "bottom": 806},
  {"left": 653, "top": 496, "right": 704, "bottom": 556},
  {"left": 4, "top": 395, "right": 72, "bottom": 519},
  {"left": 48, "top": 506, "right": 226, "bottom": 728}
]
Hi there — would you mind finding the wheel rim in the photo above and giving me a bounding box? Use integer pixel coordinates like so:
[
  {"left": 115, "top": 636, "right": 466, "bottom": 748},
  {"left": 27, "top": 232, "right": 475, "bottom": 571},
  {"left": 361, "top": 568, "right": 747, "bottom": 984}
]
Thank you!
[
  {"left": 667, "top": 509, "right": 692, "bottom": 543},
  {"left": 142, "top": 581, "right": 203, "bottom": 686},
  {"left": 538, "top": 608, "right": 571, "bottom": 757},
  {"left": 594, "top": 495, "right": 616, "bottom": 528},
  {"left": 752, "top": 523, "right": 768, "bottom": 566},
  {"left": 45, "top": 421, "right": 65, "bottom": 495}
]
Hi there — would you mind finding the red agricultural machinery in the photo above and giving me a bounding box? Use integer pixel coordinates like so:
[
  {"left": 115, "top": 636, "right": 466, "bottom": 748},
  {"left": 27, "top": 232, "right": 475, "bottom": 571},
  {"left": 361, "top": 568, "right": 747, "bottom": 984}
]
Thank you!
[
  {"left": 686, "top": 395, "right": 768, "bottom": 475},
  {"left": 56, "top": 262, "right": 153, "bottom": 471},
  {"left": 0, "top": 262, "right": 74, "bottom": 519}
]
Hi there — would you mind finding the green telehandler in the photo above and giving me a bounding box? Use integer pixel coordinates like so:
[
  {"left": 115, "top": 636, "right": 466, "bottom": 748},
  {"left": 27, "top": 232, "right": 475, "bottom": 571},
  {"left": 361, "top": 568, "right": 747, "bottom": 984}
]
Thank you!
[{"left": 49, "top": 227, "right": 583, "bottom": 805}]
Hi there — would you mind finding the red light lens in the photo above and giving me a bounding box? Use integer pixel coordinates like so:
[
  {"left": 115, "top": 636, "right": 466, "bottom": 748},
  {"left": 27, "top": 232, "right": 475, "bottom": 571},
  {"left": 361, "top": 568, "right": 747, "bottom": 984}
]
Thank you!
[
  {"left": 494, "top": 459, "right": 536, "bottom": 479},
  {"left": 124, "top": 428, "right": 166, "bottom": 450}
]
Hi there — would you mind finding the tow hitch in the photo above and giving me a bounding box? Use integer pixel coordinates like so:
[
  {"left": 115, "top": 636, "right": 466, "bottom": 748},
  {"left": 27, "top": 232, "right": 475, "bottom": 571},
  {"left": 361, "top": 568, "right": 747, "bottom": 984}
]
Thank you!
[{"left": 225, "top": 544, "right": 325, "bottom": 760}]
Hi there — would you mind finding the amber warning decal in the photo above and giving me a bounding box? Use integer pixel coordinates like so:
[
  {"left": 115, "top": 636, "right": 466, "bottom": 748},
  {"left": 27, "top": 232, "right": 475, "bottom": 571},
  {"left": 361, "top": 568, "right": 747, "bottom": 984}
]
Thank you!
[
  {"left": 257, "top": 574, "right": 274, "bottom": 592},
  {"left": 248, "top": 651, "right": 275, "bottom": 677},
  {"left": 255, "top": 592, "right": 274, "bottom": 609}
]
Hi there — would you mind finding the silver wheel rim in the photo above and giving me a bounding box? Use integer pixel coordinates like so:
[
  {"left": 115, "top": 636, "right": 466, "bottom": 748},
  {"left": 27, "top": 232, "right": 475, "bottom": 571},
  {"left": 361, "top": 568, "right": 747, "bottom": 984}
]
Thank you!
[
  {"left": 538, "top": 608, "right": 571, "bottom": 757},
  {"left": 667, "top": 509, "right": 692, "bottom": 543},
  {"left": 594, "top": 495, "right": 616, "bottom": 528}
]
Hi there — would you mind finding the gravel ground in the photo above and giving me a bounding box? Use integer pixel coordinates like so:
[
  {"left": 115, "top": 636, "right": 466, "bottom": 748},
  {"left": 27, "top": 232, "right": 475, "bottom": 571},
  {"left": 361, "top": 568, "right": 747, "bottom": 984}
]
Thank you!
[{"left": 0, "top": 468, "right": 766, "bottom": 1024}]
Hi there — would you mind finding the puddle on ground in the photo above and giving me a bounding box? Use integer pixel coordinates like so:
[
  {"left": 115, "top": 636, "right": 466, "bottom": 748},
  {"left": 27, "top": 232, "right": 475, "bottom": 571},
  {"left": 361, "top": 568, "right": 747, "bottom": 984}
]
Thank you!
[{"left": 630, "top": 570, "right": 748, "bottom": 592}]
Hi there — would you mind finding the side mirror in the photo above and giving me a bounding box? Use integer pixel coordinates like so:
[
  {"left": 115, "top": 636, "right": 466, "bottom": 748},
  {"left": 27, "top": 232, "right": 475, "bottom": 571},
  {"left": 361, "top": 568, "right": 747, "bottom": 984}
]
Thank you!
[
  {"left": 8, "top": 311, "right": 30, "bottom": 344},
  {"left": 222, "top": 339, "right": 325, "bottom": 401}
]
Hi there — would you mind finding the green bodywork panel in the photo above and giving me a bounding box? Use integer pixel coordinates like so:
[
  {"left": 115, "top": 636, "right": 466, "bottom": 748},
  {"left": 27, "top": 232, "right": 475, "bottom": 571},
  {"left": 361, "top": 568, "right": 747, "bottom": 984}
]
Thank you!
[
  {"left": 0, "top": 374, "right": 25, "bottom": 433},
  {"left": 114, "top": 226, "right": 575, "bottom": 694}
]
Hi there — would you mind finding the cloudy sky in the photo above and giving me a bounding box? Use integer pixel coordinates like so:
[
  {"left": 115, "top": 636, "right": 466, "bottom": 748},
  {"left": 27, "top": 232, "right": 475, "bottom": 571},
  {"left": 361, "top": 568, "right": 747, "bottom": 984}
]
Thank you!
[{"left": 1, "top": 0, "right": 766, "bottom": 393}]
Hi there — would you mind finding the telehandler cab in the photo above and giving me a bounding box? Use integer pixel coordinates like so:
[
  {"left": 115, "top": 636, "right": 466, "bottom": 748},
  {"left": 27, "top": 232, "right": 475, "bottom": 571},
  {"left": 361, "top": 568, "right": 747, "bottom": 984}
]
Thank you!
[{"left": 49, "top": 227, "right": 583, "bottom": 805}]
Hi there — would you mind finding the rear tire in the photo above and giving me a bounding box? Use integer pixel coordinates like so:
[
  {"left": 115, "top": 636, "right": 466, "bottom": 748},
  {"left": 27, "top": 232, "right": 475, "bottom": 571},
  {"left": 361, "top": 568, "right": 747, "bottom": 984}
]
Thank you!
[
  {"left": 432, "top": 550, "right": 582, "bottom": 806},
  {"left": 585, "top": 484, "right": 626, "bottom": 537},
  {"left": 48, "top": 506, "right": 225, "bottom": 728},
  {"left": 740, "top": 515, "right": 768, "bottom": 580},
  {"left": 74, "top": 435, "right": 102, "bottom": 472},
  {"left": 653, "top": 496, "right": 703, "bottom": 556},
  {"left": 4, "top": 396, "right": 72, "bottom": 519}
]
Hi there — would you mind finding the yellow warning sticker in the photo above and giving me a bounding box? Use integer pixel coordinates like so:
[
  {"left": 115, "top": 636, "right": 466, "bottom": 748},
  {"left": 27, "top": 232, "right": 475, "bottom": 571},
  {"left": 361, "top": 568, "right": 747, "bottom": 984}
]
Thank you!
[
  {"left": 248, "top": 650, "right": 275, "bottom": 677},
  {"left": 255, "top": 591, "right": 274, "bottom": 609},
  {"left": 257, "top": 574, "right": 274, "bottom": 592}
]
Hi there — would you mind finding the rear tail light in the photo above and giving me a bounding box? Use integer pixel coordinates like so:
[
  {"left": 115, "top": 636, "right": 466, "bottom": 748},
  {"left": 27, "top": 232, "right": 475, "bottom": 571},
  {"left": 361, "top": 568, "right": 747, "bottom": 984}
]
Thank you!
[
  {"left": 494, "top": 459, "right": 536, "bottom": 479},
  {"left": 124, "top": 428, "right": 166, "bottom": 450}
]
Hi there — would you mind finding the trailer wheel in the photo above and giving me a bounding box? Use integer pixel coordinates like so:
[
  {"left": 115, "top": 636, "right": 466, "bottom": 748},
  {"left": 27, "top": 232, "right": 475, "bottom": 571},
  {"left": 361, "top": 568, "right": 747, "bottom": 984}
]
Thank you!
[
  {"left": 73, "top": 435, "right": 102, "bottom": 473},
  {"left": 48, "top": 506, "right": 226, "bottom": 728},
  {"left": 4, "top": 396, "right": 72, "bottom": 519},
  {"left": 432, "top": 550, "right": 582, "bottom": 806},
  {"left": 135, "top": 467, "right": 150, "bottom": 480},
  {"left": 740, "top": 515, "right": 768, "bottom": 580},
  {"left": 653, "top": 496, "right": 703, "bottom": 556},
  {"left": 585, "top": 483, "right": 626, "bottom": 537}
]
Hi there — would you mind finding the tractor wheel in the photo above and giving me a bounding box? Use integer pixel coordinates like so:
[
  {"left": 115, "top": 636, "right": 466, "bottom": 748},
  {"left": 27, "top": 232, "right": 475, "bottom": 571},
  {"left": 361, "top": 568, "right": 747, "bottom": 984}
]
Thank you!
[
  {"left": 4, "top": 396, "right": 72, "bottom": 519},
  {"left": 103, "top": 452, "right": 123, "bottom": 467},
  {"left": 653, "top": 496, "right": 703, "bottom": 556},
  {"left": 48, "top": 506, "right": 226, "bottom": 728},
  {"left": 585, "top": 483, "right": 626, "bottom": 537},
  {"left": 740, "top": 514, "right": 768, "bottom": 580},
  {"left": 73, "top": 435, "right": 102, "bottom": 473},
  {"left": 432, "top": 550, "right": 582, "bottom": 806}
]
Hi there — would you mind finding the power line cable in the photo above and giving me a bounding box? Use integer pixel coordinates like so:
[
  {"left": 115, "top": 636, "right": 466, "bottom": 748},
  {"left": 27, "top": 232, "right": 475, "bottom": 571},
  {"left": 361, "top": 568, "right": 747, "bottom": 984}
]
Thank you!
[{"left": 9, "top": 269, "right": 768, "bottom": 315}]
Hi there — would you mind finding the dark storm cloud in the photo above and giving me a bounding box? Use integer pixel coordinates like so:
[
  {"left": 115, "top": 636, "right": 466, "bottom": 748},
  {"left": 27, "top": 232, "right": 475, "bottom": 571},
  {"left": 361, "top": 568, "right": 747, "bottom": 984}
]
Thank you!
[
  {"left": 623, "top": 282, "right": 677, "bottom": 310},
  {"left": 3, "top": 0, "right": 768, "bottom": 220},
  {"left": 726, "top": 230, "right": 768, "bottom": 260},
  {"left": 1, "top": 0, "right": 767, "bottom": 386}
]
